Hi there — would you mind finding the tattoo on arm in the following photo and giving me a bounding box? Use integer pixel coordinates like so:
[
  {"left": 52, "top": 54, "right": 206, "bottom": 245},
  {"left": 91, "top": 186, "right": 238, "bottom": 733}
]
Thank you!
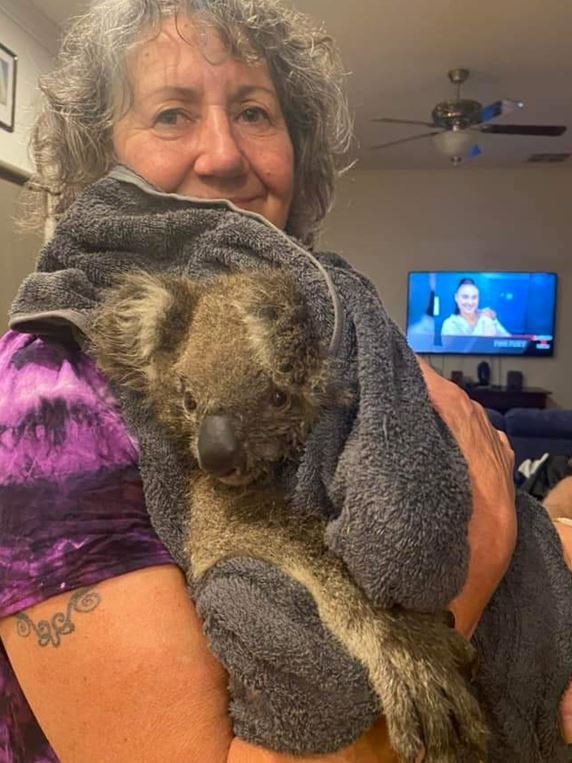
[{"left": 14, "top": 587, "right": 101, "bottom": 648}]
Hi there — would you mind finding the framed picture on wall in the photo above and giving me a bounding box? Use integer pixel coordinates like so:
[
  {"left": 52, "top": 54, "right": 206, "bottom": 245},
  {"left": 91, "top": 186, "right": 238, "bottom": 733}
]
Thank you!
[{"left": 0, "top": 42, "right": 17, "bottom": 133}]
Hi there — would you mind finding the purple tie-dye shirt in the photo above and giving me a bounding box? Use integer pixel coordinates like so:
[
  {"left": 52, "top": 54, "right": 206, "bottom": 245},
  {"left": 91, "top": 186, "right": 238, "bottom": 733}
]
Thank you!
[{"left": 0, "top": 330, "right": 174, "bottom": 762}]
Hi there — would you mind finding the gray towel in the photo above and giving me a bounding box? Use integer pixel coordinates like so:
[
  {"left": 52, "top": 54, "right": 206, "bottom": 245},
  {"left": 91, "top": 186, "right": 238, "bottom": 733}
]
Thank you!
[{"left": 10, "top": 167, "right": 572, "bottom": 761}]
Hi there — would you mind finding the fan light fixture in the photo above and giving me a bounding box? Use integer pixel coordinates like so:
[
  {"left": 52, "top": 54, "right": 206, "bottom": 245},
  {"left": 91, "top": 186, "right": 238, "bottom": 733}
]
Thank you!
[
  {"left": 432, "top": 128, "right": 474, "bottom": 159},
  {"left": 371, "top": 68, "right": 567, "bottom": 164}
]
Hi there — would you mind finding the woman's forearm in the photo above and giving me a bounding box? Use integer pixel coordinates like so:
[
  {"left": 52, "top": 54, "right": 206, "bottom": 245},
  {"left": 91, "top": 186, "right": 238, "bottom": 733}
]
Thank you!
[{"left": 226, "top": 718, "right": 398, "bottom": 763}]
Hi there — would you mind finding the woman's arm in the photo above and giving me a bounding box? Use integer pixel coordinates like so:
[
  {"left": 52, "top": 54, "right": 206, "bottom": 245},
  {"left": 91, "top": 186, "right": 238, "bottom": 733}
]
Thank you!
[
  {"left": 227, "top": 718, "right": 398, "bottom": 763},
  {"left": 420, "top": 360, "right": 572, "bottom": 745},
  {"left": 0, "top": 565, "right": 233, "bottom": 763},
  {"left": 419, "top": 359, "right": 516, "bottom": 637},
  {"left": 1, "top": 561, "right": 399, "bottom": 763}
]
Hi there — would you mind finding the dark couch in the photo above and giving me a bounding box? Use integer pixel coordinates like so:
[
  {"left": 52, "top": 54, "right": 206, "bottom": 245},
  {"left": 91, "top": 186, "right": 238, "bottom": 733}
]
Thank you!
[{"left": 486, "top": 408, "right": 572, "bottom": 466}]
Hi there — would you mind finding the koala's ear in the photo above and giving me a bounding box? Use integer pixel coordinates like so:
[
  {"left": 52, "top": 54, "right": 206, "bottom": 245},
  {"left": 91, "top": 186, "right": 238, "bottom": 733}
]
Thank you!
[
  {"left": 243, "top": 270, "right": 329, "bottom": 397},
  {"left": 89, "top": 271, "right": 198, "bottom": 392}
]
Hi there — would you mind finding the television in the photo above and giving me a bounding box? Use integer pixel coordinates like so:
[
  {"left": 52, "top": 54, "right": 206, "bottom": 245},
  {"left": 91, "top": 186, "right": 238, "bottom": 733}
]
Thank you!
[{"left": 406, "top": 271, "right": 557, "bottom": 356}]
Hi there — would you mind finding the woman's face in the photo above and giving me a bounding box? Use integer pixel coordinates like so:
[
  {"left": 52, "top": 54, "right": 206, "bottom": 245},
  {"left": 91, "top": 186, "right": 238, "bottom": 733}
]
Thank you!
[
  {"left": 112, "top": 17, "right": 295, "bottom": 230},
  {"left": 455, "top": 284, "right": 479, "bottom": 316}
]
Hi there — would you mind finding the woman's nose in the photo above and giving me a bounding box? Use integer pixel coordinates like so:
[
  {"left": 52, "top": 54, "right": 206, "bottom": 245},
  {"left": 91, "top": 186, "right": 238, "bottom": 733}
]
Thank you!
[{"left": 193, "top": 109, "right": 247, "bottom": 179}]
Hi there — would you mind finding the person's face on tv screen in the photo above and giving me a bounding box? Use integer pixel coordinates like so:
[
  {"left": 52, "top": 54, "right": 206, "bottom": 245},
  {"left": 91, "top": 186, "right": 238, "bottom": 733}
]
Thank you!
[{"left": 455, "top": 284, "right": 479, "bottom": 316}]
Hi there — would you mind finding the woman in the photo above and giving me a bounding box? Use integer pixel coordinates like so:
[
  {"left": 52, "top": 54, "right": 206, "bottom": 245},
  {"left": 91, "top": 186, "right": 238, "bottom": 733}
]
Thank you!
[
  {"left": 441, "top": 277, "right": 510, "bottom": 339},
  {"left": 0, "top": 1, "right": 568, "bottom": 761}
]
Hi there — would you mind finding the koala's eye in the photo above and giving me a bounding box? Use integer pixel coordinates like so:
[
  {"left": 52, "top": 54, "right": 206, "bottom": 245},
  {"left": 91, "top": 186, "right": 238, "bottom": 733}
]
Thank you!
[
  {"left": 182, "top": 392, "right": 197, "bottom": 414},
  {"left": 270, "top": 388, "right": 290, "bottom": 409}
]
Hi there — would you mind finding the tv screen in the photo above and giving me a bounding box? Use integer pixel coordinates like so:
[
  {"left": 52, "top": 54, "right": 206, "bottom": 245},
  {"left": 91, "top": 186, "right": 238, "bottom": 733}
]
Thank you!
[{"left": 406, "top": 271, "right": 557, "bottom": 356}]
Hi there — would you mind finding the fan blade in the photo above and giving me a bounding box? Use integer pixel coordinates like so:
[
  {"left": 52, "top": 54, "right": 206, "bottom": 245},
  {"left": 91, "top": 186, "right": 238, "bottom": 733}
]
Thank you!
[
  {"left": 372, "top": 117, "right": 436, "bottom": 127},
  {"left": 479, "top": 99, "right": 524, "bottom": 124},
  {"left": 479, "top": 124, "right": 566, "bottom": 136},
  {"left": 370, "top": 131, "right": 441, "bottom": 150}
]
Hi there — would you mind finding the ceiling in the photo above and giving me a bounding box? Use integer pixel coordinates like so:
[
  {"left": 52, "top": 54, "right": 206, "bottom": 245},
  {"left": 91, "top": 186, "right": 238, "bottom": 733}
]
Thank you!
[{"left": 32, "top": 0, "right": 572, "bottom": 170}]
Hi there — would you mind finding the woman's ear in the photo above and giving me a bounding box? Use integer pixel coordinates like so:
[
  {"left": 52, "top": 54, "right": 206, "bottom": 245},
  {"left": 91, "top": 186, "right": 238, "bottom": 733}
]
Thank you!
[{"left": 88, "top": 271, "right": 198, "bottom": 392}]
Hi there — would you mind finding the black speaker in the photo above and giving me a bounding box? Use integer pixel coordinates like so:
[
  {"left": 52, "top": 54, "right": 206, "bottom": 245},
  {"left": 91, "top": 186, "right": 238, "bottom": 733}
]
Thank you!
[
  {"left": 506, "top": 370, "right": 523, "bottom": 391},
  {"left": 477, "top": 361, "right": 491, "bottom": 386}
]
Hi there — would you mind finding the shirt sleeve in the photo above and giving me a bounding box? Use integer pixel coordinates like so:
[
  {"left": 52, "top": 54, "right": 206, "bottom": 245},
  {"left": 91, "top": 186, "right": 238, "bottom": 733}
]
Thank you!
[
  {"left": 440, "top": 316, "right": 456, "bottom": 336},
  {"left": 0, "top": 331, "right": 174, "bottom": 617}
]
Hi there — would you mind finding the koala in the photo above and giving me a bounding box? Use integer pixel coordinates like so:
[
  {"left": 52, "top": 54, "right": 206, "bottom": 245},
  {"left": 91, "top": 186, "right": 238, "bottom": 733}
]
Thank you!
[{"left": 90, "top": 267, "right": 488, "bottom": 763}]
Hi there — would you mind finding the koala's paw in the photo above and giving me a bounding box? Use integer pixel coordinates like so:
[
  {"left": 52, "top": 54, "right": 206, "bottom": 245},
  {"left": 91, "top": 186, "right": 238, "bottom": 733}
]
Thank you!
[{"left": 378, "top": 611, "right": 488, "bottom": 763}]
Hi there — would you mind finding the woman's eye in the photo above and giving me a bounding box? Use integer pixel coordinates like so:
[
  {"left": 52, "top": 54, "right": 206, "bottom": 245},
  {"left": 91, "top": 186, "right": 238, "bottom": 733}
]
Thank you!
[
  {"left": 239, "top": 107, "right": 270, "bottom": 126},
  {"left": 182, "top": 392, "right": 197, "bottom": 414},
  {"left": 155, "top": 109, "right": 189, "bottom": 128},
  {"left": 270, "top": 388, "right": 290, "bottom": 409}
]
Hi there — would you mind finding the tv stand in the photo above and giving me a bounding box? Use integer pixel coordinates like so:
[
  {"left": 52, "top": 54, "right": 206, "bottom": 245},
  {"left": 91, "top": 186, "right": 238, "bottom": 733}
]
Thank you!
[{"left": 465, "top": 385, "right": 550, "bottom": 413}]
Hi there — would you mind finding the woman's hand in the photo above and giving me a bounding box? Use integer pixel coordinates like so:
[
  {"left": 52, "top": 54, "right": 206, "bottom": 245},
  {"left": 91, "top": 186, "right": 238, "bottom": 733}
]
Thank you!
[
  {"left": 479, "top": 307, "right": 498, "bottom": 321},
  {"left": 544, "top": 477, "right": 572, "bottom": 521},
  {"left": 417, "top": 359, "right": 517, "bottom": 638},
  {"left": 551, "top": 520, "right": 572, "bottom": 742},
  {"left": 420, "top": 360, "right": 572, "bottom": 746}
]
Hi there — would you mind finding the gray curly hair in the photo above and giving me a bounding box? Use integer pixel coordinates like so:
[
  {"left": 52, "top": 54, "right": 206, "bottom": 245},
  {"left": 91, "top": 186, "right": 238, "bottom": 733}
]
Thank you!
[{"left": 27, "top": 0, "right": 353, "bottom": 246}]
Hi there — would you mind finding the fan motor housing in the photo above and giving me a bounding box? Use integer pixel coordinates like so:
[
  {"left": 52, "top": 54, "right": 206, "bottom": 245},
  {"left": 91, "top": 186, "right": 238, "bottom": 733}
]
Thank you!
[{"left": 432, "top": 99, "right": 482, "bottom": 129}]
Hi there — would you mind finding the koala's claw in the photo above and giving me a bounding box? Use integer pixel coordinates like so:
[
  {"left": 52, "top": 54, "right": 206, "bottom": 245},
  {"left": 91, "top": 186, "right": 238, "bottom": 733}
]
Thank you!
[
  {"left": 378, "top": 615, "right": 488, "bottom": 763},
  {"left": 385, "top": 682, "right": 486, "bottom": 763}
]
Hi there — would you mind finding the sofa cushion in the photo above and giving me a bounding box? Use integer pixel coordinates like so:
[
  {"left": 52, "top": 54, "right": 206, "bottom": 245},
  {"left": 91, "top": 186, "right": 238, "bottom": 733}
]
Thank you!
[
  {"left": 510, "top": 436, "right": 572, "bottom": 465},
  {"left": 486, "top": 408, "right": 506, "bottom": 432},
  {"left": 505, "top": 409, "right": 572, "bottom": 439}
]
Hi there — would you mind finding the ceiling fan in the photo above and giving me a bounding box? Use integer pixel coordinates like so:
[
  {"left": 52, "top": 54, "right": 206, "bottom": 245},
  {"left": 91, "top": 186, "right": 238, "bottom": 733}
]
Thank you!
[{"left": 371, "top": 68, "right": 567, "bottom": 164}]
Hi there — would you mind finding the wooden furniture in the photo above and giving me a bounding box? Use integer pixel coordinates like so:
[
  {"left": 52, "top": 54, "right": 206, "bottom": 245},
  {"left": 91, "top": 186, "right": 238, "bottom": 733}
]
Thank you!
[{"left": 465, "top": 386, "right": 550, "bottom": 413}]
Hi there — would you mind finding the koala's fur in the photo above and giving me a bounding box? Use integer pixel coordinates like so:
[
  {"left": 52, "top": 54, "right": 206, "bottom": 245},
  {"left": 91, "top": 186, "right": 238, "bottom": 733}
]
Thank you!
[{"left": 90, "top": 268, "right": 488, "bottom": 763}]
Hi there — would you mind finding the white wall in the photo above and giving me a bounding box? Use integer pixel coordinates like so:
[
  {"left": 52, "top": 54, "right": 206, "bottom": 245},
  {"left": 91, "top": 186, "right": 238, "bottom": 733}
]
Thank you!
[
  {"left": 0, "top": 175, "right": 43, "bottom": 328},
  {"left": 0, "top": 0, "right": 59, "bottom": 175},
  {"left": 0, "top": 1, "right": 59, "bottom": 325},
  {"left": 321, "top": 166, "right": 572, "bottom": 408}
]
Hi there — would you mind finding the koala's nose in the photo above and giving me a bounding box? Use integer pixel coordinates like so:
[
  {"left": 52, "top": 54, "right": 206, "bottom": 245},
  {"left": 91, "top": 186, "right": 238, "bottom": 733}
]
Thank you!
[{"left": 197, "top": 415, "right": 245, "bottom": 477}]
